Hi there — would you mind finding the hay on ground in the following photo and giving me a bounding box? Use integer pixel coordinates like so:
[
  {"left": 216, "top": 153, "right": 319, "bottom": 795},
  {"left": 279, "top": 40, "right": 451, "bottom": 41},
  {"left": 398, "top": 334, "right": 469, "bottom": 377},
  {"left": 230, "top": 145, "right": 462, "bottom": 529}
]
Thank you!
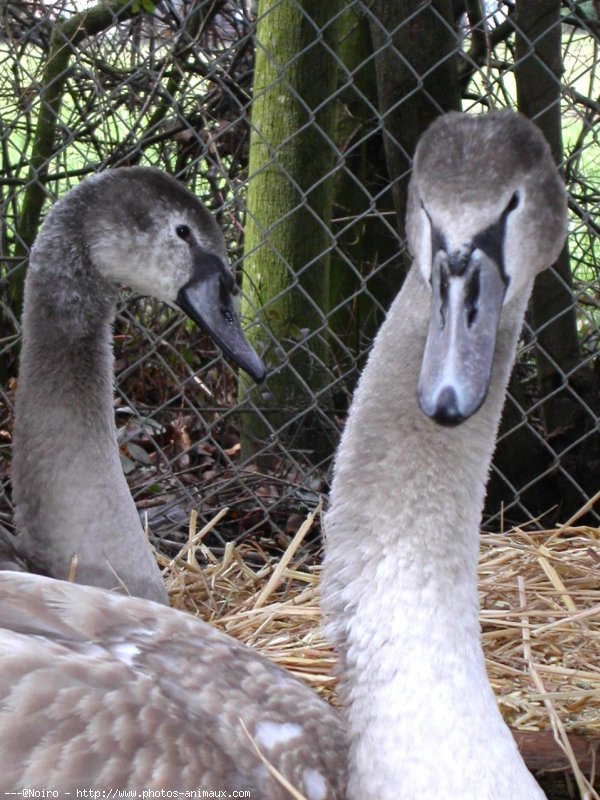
[{"left": 156, "top": 502, "right": 600, "bottom": 794}]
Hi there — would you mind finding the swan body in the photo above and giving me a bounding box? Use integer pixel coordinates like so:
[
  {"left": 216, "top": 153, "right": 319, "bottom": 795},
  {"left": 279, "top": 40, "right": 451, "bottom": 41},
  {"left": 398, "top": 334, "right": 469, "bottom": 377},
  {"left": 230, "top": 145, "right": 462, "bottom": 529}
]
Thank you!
[
  {"left": 0, "top": 168, "right": 346, "bottom": 796},
  {"left": 323, "top": 110, "right": 567, "bottom": 799},
  {"left": 0, "top": 572, "right": 347, "bottom": 796},
  {"left": 10, "top": 168, "right": 265, "bottom": 604}
]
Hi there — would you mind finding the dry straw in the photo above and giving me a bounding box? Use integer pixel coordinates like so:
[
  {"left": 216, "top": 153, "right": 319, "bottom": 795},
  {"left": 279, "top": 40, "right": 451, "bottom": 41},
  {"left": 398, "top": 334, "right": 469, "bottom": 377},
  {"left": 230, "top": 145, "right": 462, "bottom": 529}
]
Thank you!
[{"left": 157, "top": 500, "right": 600, "bottom": 796}]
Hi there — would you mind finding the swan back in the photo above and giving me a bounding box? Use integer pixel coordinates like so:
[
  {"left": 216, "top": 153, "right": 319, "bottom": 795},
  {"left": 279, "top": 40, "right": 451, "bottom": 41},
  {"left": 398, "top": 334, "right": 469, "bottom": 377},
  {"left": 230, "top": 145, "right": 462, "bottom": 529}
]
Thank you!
[{"left": 0, "top": 572, "right": 346, "bottom": 795}]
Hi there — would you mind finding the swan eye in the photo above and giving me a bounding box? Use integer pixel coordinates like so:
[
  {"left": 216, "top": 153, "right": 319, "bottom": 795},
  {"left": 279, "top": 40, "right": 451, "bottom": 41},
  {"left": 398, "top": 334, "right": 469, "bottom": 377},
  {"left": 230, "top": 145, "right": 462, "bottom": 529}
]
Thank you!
[
  {"left": 176, "top": 224, "right": 192, "bottom": 242},
  {"left": 505, "top": 191, "right": 520, "bottom": 213}
]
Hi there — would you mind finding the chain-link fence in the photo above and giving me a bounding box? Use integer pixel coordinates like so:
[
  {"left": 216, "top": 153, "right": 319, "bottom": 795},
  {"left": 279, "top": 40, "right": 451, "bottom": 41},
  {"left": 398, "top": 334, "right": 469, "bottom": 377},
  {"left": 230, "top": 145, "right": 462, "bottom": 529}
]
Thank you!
[{"left": 0, "top": 0, "right": 599, "bottom": 555}]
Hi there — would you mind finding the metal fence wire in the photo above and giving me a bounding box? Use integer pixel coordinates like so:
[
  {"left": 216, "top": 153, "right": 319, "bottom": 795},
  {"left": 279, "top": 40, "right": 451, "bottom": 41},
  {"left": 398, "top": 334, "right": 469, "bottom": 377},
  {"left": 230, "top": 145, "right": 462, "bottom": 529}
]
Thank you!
[{"left": 0, "top": 0, "right": 599, "bottom": 554}]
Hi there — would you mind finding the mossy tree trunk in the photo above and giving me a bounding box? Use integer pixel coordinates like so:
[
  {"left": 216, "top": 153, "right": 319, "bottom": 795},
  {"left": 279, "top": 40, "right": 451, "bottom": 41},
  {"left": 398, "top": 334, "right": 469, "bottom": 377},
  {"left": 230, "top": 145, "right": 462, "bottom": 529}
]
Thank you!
[{"left": 239, "top": 0, "right": 342, "bottom": 464}]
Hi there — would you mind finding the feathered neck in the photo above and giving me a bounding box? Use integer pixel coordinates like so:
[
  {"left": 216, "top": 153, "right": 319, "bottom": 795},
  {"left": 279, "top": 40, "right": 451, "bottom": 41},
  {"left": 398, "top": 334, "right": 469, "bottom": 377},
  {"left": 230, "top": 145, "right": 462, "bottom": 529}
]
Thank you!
[
  {"left": 11, "top": 209, "right": 168, "bottom": 603},
  {"left": 322, "top": 265, "right": 544, "bottom": 799}
]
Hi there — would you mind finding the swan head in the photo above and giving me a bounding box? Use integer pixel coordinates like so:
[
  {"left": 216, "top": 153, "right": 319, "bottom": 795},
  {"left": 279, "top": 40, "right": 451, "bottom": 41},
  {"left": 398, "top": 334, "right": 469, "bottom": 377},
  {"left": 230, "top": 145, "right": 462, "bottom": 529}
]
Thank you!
[
  {"left": 406, "top": 110, "right": 567, "bottom": 425},
  {"left": 74, "top": 167, "right": 265, "bottom": 381}
]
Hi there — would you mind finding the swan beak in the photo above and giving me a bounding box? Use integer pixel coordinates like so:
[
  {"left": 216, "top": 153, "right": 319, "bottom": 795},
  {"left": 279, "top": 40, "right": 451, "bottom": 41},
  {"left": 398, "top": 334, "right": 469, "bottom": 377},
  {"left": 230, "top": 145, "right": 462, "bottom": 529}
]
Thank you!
[
  {"left": 177, "top": 262, "right": 266, "bottom": 382},
  {"left": 417, "top": 246, "right": 508, "bottom": 425}
]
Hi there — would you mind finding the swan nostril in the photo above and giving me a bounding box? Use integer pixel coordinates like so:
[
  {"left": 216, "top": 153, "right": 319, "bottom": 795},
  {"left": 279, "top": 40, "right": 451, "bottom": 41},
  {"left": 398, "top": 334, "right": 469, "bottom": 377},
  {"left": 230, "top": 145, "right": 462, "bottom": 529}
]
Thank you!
[
  {"left": 465, "top": 269, "right": 480, "bottom": 328},
  {"left": 218, "top": 276, "right": 234, "bottom": 324},
  {"left": 438, "top": 254, "right": 450, "bottom": 328},
  {"left": 440, "top": 270, "right": 449, "bottom": 304},
  {"left": 505, "top": 190, "right": 520, "bottom": 213},
  {"left": 221, "top": 306, "right": 233, "bottom": 324}
]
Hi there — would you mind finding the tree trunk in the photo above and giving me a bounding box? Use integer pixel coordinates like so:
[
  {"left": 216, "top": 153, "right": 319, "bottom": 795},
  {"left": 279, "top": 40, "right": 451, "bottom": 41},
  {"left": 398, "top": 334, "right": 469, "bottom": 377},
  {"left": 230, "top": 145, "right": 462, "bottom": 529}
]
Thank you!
[
  {"left": 515, "top": 0, "right": 584, "bottom": 436},
  {"left": 496, "top": 0, "right": 600, "bottom": 522},
  {"left": 326, "top": 1, "right": 462, "bottom": 408},
  {"left": 329, "top": 5, "right": 402, "bottom": 389},
  {"left": 367, "top": 0, "right": 461, "bottom": 277},
  {"left": 239, "top": 0, "right": 342, "bottom": 465}
]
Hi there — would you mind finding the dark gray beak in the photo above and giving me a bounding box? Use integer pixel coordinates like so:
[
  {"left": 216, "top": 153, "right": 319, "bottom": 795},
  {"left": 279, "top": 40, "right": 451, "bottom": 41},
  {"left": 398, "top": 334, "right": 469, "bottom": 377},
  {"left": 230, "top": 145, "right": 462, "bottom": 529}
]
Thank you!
[
  {"left": 177, "top": 257, "right": 266, "bottom": 383},
  {"left": 417, "top": 246, "right": 508, "bottom": 425}
]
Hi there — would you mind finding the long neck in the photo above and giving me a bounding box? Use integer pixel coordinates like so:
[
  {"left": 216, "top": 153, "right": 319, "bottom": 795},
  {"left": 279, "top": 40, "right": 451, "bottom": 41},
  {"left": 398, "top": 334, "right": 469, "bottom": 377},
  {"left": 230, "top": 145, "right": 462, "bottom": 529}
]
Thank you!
[
  {"left": 12, "top": 229, "right": 167, "bottom": 604},
  {"left": 323, "top": 266, "right": 544, "bottom": 799}
]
